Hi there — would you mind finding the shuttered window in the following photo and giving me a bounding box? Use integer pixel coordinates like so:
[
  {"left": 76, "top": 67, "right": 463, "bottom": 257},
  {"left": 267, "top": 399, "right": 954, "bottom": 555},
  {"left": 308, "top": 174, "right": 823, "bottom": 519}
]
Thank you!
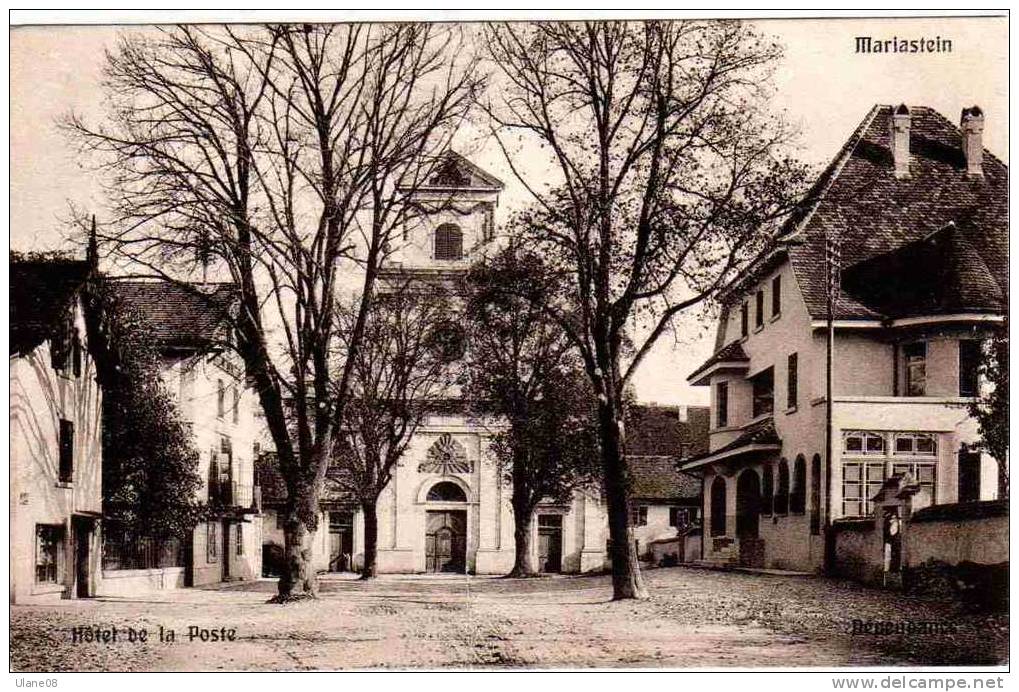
[{"left": 434, "top": 224, "right": 463, "bottom": 260}]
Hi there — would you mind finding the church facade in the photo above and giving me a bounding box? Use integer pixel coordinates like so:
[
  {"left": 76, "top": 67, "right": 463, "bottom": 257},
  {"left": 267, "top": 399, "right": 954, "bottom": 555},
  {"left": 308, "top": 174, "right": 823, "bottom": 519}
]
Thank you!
[
  {"left": 256, "top": 152, "right": 709, "bottom": 577},
  {"left": 259, "top": 152, "right": 611, "bottom": 575}
]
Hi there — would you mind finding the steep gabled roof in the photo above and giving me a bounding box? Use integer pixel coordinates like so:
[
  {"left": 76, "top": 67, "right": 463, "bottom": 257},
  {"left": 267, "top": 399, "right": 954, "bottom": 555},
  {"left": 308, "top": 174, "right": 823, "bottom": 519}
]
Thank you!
[
  {"left": 626, "top": 404, "right": 710, "bottom": 458},
  {"left": 783, "top": 105, "right": 1007, "bottom": 320},
  {"left": 625, "top": 404, "right": 709, "bottom": 502},
  {"left": 109, "top": 280, "right": 238, "bottom": 351},
  {"left": 10, "top": 256, "right": 91, "bottom": 355},
  {"left": 842, "top": 220, "right": 1004, "bottom": 318}
]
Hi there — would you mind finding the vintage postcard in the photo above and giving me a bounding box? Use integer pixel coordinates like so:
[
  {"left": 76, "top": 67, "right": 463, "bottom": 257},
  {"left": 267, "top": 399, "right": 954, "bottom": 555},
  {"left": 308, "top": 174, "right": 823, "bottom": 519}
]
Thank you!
[{"left": 8, "top": 10, "right": 1009, "bottom": 678}]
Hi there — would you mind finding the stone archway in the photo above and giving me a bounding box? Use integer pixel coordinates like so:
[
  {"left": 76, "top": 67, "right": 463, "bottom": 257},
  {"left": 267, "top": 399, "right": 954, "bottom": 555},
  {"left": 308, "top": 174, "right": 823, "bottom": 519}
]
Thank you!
[
  {"left": 736, "top": 469, "right": 765, "bottom": 568},
  {"left": 424, "top": 479, "right": 468, "bottom": 574},
  {"left": 736, "top": 469, "right": 761, "bottom": 539}
]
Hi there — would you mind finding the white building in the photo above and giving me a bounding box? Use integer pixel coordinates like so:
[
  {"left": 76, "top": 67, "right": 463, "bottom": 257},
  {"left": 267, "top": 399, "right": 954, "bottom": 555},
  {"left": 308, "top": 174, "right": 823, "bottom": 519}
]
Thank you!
[
  {"left": 682, "top": 104, "right": 1006, "bottom": 572},
  {"left": 10, "top": 256, "right": 104, "bottom": 603},
  {"left": 101, "top": 280, "right": 262, "bottom": 594}
]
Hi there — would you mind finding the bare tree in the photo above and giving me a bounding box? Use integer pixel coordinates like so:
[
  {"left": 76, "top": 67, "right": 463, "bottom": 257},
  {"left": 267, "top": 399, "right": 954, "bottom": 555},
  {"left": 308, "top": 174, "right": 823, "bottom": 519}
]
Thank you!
[
  {"left": 485, "top": 20, "right": 808, "bottom": 599},
  {"left": 465, "top": 245, "right": 599, "bottom": 576},
  {"left": 332, "top": 283, "right": 459, "bottom": 579},
  {"left": 64, "top": 23, "right": 484, "bottom": 599}
]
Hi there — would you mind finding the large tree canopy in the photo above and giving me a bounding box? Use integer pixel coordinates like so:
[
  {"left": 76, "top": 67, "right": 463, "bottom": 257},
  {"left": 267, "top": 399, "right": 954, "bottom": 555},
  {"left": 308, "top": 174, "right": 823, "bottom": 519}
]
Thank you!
[
  {"left": 484, "top": 20, "right": 809, "bottom": 598},
  {"left": 66, "top": 23, "right": 485, "bottom": 599}
]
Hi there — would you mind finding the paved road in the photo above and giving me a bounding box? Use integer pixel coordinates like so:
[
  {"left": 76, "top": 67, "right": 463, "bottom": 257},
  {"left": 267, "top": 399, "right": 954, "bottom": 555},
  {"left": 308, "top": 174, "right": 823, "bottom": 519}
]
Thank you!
[{"left": 10, "top": 567, "right": 1008, "bottom": 670}]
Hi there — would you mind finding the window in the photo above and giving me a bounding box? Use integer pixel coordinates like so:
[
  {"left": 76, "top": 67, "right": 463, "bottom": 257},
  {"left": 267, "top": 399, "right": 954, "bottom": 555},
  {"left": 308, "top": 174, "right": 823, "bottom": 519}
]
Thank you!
[
  {"left": 775, "top": 459, "right": 790, "bottom": 514},
  {"left": 207, "top": 523, "right": 219, "bottom": 562},
  {"left": 50, "top": 310, "right": 74, "bottom": 373},
  {"left": 716, "top": 382, "right": 729, "bottom": 428},
  {"left": 771, "top": 275, "right": 782, "bottom": 317},
  {"left": 629, "top": 505, "right": 648, "bottom": 527},
  {"left": 668, "top": 507, "right": 690, "bottom": 528},
  {"left": 959, "top": 339, "right": 982, "bottom": 397},
  {"left": 903, "top": 342, "right": 927, "bottom": 396},
  {"left": 842, "top": 461, "right": 885, "bottom": 517},
  {"left": 810, "top": 454, "right": 822, "bottom": 535},
  {"left": 843, "top": 431, "right": 885, "bottom": 455},
  {"left": 217, "top": 379, "right": 226, "bottom": 418},
  {"left": 276, "top": 512, "right": 286, "bottom": 530},
  {"left": 893, "top": 433, "right": 937, "bottom": 456},
  {"left": 710, "top": 477, "right": 727, "bottom": 536},
  {"left": 538, "top": 514, "right": 562, "bottom": 529},
  {"left": 787, "top": 353, "right": 798, "bottom": 410},
  {"left": 428, "top": 322, "right": 467, "bottom": 363},
  {"left": 841, "top": 431, "right": 941, "bottom": 517},
  {"left": 35, "top": 525, "right": 64, "bottom": 584},
  {"left": 232, "top": 386, "right": 240, "bottom": 425},
  {"left": 751, "top": 367, "right": 774, "bottom": 418},
  {"left": 427, "top": 481, "right": 467, "bottom": 502},
  {"left": 760, "top": 465, "right": 774, "bottom": 515},
  {"left": 740, "top": 302, "right": 749, "bottom": 338},
  {"left": 236, "top": 524, "right": 244, "bottom": 556},
  {"left": 58, "top": 419, "right": 73, "bottom": 483},
  {"left": 891, "top": 461, "right": 936, "bottom": 504},
  {"left": 434, "top": 223, "right": 463, "bottom": 260},
  {"left": 790, "top": 455, "right": 807, "bottom": 514},
  {"left": 755, "top": 290, "right": 765, "bottom": 328}
]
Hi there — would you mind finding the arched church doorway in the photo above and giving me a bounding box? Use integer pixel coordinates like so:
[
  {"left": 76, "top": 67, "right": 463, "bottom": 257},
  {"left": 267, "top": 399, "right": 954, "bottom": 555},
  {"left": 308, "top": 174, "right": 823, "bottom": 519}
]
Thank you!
[
  {"left": 736, "top": 469, "right": 764, "bottom": 568},
  {"left": 425, "top": 481, "right": 467, "bottom": 573}
]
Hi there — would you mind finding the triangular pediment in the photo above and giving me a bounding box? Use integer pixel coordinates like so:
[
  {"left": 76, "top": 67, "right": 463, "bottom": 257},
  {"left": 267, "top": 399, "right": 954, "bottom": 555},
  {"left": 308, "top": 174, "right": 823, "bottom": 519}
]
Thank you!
[{"left": 418, "top": 151, "right": 503, "bottom": 191}]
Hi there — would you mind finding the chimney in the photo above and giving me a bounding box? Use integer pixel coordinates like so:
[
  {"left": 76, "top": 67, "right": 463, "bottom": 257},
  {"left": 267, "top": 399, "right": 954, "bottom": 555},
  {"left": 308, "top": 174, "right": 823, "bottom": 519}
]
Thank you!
[
  {"left": 961, "top": 106, "right": 985, "bottom": 177},
  {"left": 889, "top": 104, "right": 911, "bottom": 179}
]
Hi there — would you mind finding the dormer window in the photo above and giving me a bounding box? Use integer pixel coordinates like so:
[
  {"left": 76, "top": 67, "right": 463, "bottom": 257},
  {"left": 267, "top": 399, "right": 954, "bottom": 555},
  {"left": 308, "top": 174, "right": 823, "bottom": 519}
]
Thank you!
[{"left": 434, "top": 223, "right": 463, "bottom": 261}]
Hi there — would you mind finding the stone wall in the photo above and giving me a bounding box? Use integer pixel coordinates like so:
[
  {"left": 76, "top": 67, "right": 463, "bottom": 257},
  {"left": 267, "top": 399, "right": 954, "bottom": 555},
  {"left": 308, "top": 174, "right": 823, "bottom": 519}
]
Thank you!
[{"left": 833, "top": 494, "right": 1008, "bottom": 596}]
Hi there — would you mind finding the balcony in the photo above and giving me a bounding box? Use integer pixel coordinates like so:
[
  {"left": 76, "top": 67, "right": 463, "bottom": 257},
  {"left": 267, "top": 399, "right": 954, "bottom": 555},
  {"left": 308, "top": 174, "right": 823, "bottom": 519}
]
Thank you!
[{"left": 208, "top": 478, "right": 259, "bottom": 513}]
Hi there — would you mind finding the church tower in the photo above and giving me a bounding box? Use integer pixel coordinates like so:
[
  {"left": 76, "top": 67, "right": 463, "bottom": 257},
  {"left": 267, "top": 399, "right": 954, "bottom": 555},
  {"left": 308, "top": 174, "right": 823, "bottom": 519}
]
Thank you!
[{"left": 382, "top": 150, "right": 503, "bottom": 285}]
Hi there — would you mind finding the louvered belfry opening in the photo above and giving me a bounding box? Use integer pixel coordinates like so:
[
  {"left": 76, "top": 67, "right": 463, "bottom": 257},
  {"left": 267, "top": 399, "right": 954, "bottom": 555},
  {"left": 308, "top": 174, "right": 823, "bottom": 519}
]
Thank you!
[{"left": 434, "top": 223, "right": 463, "bottom": 261}]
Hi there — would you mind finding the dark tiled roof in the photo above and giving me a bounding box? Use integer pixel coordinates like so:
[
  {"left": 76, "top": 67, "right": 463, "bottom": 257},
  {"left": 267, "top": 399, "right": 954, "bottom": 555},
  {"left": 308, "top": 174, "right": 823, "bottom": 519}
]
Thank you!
[
  {"left": 682, "top": 417, "right": 781, "bottom": 467},
  {"left": 110, "top": 280, "right": 237, "bottom": 350},
  {"left": 629, "top": 456, "right": 700, "bottom": 502},
  {"left": 255, "top": 452, "right": 357, "bottom": 508},
  {"left": 843, "top": 220, "right": 1004, "bottom": 318},
  {"left": 783, "top": 105, "right": 1007, "bottom": 320},
  {"left": 10, "top": 257, "right": 90, "bottom": 355},
  {"left": 687, "top": 340, "right": 749, "bottom": 383},
  {"left": 626, "top": 404, "right": 710, "bottom": 457},
  {"left": 625, "top": 404, "right": 709, "bottom": 501}
]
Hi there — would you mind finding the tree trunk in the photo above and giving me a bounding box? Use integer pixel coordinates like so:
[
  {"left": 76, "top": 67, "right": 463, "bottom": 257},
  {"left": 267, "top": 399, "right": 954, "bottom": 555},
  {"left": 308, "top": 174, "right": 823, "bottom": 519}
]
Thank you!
[
  {"left": 277, "top": 514, "right": 318, "bottom": 600},
  {"left": 361, "top": 499, "right": 379, "bottom": 579},
  {"left": 508, "top": 509, "right": 536, "bottom": 577},
  {"left": 597, "top": 399, "right": 649, "bottom": 601}
]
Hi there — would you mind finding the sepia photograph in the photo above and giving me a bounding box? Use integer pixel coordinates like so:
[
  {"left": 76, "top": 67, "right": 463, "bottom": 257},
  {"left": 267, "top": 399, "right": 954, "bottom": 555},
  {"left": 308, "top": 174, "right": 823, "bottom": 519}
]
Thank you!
[{"left": 7, "top": 10, "right": 1009, "bottom": 678}]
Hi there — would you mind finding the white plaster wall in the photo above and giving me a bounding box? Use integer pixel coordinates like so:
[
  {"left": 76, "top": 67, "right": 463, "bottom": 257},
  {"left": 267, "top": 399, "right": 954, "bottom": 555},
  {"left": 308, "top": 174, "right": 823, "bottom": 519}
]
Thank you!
[{"left": 10, "top": 297, "right": 103, "bottom": 603}]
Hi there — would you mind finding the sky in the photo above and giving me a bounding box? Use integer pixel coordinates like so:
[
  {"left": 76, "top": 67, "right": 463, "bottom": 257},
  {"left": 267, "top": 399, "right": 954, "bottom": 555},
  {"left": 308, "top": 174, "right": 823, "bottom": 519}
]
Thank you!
[{"left": 9, "top": 15, "right": 1008, "bottom": 406}]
